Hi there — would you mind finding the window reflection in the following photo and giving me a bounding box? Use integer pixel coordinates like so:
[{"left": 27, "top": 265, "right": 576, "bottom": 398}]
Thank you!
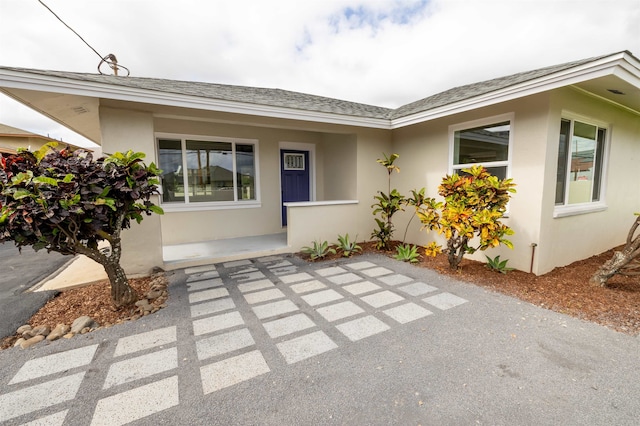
[
  {"left": 157, "top": 138, "right": 256, "bottom": 203},
  {"left": 454, "top": 121, "right": 510, "bottom": 165},
  {"left": 555, "top": 119, "right": 606, "bottom": 205},
  {"left": 158, "top": 139, "right": 184, "bottom": 202}
]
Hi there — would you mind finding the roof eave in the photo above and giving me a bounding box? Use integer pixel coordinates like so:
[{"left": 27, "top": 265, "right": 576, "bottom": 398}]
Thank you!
[
  {"left": 0, "top": 69, "right": 392, "bottom": 130},
  {"left": 391, "top": 51, "right": 639, "bottom": 128}
]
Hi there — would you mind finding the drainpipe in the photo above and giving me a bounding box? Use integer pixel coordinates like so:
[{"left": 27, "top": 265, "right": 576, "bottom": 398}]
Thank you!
[{"left": 530, "top": 243, "right": 537, "bottom": 274}]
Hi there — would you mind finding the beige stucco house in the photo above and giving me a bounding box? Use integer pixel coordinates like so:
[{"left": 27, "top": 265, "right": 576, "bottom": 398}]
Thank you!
[
  {"left": 0, "top": 123, "right": 84, "bottom": 154},
  {"left": 0, "top": 50, "right": 638, "bottom": 276}
]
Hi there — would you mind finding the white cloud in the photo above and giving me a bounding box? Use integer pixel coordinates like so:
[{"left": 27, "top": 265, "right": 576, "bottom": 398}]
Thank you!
[{"left": 0, "top": 0, "right": 638, "bottom": 147}]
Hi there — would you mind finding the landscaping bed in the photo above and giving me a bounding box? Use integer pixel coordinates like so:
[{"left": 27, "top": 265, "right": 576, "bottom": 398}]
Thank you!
[{"left": 303, "top": 242, "right": 640, "bottom": 335}]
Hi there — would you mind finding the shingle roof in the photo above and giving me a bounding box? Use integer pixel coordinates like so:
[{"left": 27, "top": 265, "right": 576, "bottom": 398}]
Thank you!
[
  {"left": 0, "top": 51, "right": 626, "bottom": 122},
  {"left": 0, "top": 67, "right": 394, "bottom": 120},
  {"left": 390, "top": 53, "right": 616, "bottom": 119}
]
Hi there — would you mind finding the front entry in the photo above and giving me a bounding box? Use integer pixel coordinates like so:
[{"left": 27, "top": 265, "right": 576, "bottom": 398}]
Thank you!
[{"left": 281, "top": 149, "right": 310, "bottom": 226}]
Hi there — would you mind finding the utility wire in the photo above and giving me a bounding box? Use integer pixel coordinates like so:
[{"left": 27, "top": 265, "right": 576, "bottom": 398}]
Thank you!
[{"left": 36, "top": 0, "right": 129, "bottom": 76}]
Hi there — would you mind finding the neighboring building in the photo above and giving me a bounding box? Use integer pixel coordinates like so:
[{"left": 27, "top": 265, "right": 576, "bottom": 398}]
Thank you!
[
  {"left": 0, "top": 50, "right": 638, "bottom": 276},
  {"left": 0, "top": 123, "right": 83, "bottom": 154}
]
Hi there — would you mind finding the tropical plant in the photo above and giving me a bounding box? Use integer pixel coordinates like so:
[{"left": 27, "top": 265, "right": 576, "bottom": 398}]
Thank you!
[
  {"left": 591, "top": 213, "right": 640, "bottom": 286},
  {"left": 336, "top": 233, "right": 362, "bottom": 257},
  {"left": 485, "top": 255, "right": 514, "bottom": 274},
  {"left": 371, "top": 153, "right": 404, "bottom": 250},
  {"left": 416, "top": 165, "right": 516, "bottom": 270},
  {"left": 394, "top": 243, "right": 421, "bottom": 263},
  {"left": 424, "top": 241, "right": 442, "bottom": 257},
  {"left": 0, "top": 144, "right": 163, "bottom": 307},
  {"left": 301, "top": 240, "right": 336, "bottom": 260},
  {"left": 401, "top": 187, "right": 427, "bottom": 242}
]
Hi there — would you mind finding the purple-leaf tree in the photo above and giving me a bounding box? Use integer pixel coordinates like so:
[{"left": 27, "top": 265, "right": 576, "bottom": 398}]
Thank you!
[{"left": 0, "top": 145, "right": 163, "bottom": 307}]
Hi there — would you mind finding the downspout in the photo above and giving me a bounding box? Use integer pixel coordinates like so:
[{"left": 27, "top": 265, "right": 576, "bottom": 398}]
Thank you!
[{"left": 530, "top": 243, "right": 538, "bottom": 274}]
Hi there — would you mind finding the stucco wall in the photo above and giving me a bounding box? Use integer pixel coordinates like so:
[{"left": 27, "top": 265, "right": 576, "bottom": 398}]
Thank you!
[
  {"left": 392, "top": 94, "right": 553, "bottom": 274},
  {"left": 99, "top": 107, "right": 164, "bottom": 275},
  {"left": 536, "top": 88, "right": 640, "bottom": 274},
  {"left": 323, "top": 133, "right": 358, "bottom": 200},
  {"left": 287, "top": 202, "right": 360, "bottom": 250}
]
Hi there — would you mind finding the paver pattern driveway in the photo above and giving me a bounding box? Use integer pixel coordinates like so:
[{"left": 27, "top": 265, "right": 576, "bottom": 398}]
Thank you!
[
  {"left": 0, "top": 255, "right": 468, "bottom": 425},
  {"left": 1, "top": 254, "right": 638, "bottom": 425}
]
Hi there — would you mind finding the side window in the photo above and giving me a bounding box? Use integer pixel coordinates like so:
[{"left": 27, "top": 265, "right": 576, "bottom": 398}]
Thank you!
[
  {"left": 451, "top": 117, "right": 512, "bottom": 179},
  {"left": 555, "top": 118, "right": 607, "bottom": 206}
]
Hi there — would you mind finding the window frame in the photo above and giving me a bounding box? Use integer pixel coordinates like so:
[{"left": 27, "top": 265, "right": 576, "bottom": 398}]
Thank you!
[
  {"left": 448, "top": 113, "right": 514, "bottom": 179},
  {"left": 553, "top": 112, "right": 610, "bottom": 218},
  {"left": 155, "top": 133, "right": 261, "bottom": 212}
]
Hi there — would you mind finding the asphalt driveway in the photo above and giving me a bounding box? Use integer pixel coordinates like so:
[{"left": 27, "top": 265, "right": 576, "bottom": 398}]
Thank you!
[
  {"left": 0, "top": 243, "right": 69, "bottom": 338},
  {"left": 1, "top": 253, "right": 638, "bottom": 425}
]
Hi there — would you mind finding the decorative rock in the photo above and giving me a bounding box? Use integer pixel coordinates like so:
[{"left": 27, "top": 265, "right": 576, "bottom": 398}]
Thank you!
[
  {"left": 145, "top": 289, "right": 163, "bottom": 299},
  {"left": 80, "top": 327, "right": 90, "bottom": 334},
  {"left": 135, "top": 299, "right": 154, "bottom": 313},
  {"left": 16, "top": 324, "right": 32, "bottom": 334},
  {"left": 135, "top": 299, "right": 151, "bottom": 307},
  {"left": 14, "top": 338, "right": 25, "bottom": 347},
  {"left": 32, "top": 325, "right": 51, "bottom": 337},
  {"left": 21, "top": 330, "right": 35, "bottom": 339},
  {"left": 71, "top": 316, "right": 97, "bottom": 334},
  {"left": 63, "top": 333, "right": 75, "bottom": 339},
  {"left": 20, "top": 335, "right": 45, "bottom": 349},
  {"left": 47, "top": 324, "right": 70, "bottom": 341}
]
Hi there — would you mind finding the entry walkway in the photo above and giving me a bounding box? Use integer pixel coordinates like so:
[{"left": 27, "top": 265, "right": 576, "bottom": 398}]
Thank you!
[{"left": 2, "top": 254, "right": 639, "bottom": 425}]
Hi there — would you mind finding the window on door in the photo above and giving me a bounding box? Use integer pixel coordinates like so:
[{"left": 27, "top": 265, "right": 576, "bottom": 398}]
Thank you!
[{"left": 157, "top": 135, "right": 257, "bottom": 205}]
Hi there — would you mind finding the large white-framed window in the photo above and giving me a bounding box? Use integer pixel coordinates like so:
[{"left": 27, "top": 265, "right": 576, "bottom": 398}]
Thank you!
[
  {"left": 449, "top": 113, "right": 514, "bottom": 179},
  {"left": 554, "top": 113, "right": 609, "bottom": 217},
  {"left": 156, "top": 133, "right": 259, "bottom": 210}
]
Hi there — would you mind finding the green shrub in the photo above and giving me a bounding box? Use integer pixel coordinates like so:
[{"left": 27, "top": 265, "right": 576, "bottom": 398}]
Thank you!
[
  {"left": 336, "top": 234, "right": 362, "bottom": 257},
  {"left": 394, "top": 244, "right": 421, "bottom": 263},
  {"left": 301, "top": 240, "right": 336, "bottom": 260},
  {"left": 485, "top": 255, "right": 514, "bottom": 274}
]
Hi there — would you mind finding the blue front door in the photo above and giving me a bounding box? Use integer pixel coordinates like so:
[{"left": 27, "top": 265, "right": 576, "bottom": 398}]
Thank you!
[{"left": 281, "top": 150, "right": 310, "bottom": 226}]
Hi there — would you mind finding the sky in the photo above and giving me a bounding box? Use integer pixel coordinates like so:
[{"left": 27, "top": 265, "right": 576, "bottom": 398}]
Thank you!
[{"left": 0, "top": 0, "right": 638, "bottom": 148}]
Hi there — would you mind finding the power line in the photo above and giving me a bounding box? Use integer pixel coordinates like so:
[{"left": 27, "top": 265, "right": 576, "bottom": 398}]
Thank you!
[{"left": 36, "top": 0, "right": 129, "bottom": 76}]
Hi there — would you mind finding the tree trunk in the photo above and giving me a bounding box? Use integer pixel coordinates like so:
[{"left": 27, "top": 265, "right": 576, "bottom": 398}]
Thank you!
[
  {"left": 103, "top": 260, "right": 138, "bottom": 308},
  {"left": 590, "top": 249, "right": 632, "bottom": 287},
  {"left": 447, "top": 235, "right": 467, "bottom": 270},
  {"left": 591, "top": 216, "right": 640, "bottom": 287}
]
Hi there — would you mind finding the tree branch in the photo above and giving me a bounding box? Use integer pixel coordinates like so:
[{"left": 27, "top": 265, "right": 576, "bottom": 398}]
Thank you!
[{"left": 626, "top": 216, "right": 640, "bottom": 246}]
